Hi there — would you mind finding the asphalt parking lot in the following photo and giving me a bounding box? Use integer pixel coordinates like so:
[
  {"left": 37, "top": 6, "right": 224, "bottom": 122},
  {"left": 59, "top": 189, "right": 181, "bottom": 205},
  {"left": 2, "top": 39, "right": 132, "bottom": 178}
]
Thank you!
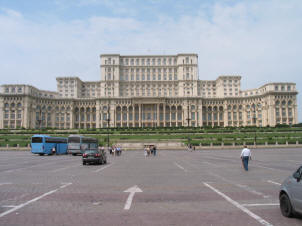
[{"left": 0, "top": 148, "right": 302, "bottom": 226}]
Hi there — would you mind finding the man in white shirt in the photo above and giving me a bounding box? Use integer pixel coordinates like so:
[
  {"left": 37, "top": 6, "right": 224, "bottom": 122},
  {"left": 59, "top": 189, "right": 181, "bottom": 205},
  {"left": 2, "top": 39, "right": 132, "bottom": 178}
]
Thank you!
[{"left": 240, "top": 145, "right": 251, "bottom": 171}]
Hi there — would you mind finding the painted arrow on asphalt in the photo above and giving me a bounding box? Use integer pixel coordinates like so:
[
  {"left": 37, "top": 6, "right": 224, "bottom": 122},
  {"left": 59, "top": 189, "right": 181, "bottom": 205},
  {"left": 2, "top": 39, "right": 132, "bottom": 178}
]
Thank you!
[{"left": 123, "top": 185, "right": 142, "bottom": 210}]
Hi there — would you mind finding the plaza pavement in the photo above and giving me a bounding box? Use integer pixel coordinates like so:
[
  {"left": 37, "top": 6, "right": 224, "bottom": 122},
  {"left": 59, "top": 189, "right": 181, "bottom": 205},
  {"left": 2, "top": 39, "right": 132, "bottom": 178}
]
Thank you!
[{"left": 0, "top": 148, "right": 302, "bottom": 226}]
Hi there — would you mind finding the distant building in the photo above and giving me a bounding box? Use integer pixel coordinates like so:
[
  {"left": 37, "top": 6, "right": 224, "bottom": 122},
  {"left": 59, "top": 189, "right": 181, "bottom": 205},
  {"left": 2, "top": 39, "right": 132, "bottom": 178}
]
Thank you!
[{"left": 0, "top": 53, "right": 298, "bottom": 129}]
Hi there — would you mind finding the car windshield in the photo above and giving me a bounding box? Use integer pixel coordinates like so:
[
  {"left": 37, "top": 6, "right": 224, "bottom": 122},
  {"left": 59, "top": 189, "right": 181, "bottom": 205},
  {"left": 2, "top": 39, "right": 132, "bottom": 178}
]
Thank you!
[{"left": 84, "top": 150, "right": 98, "bottom": 154}]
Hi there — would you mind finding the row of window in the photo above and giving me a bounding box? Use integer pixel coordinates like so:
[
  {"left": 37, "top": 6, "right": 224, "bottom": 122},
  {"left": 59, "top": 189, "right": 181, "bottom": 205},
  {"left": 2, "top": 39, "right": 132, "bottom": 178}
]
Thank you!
[
  {"left": 4, "top": 87, "right": 23, "bottom": 93},
  {"left": 4, "top": 103, "right": 22, "bottom": 108},
  {"left": 275, "top": 85, "right": 292, "bottom": 91}
]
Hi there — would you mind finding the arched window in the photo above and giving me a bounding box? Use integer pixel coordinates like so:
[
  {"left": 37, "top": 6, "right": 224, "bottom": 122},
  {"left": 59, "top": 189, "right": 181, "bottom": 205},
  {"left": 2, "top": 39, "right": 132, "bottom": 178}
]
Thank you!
[{"left": 282, "top": 100, "right": 286, "bottom": 106}]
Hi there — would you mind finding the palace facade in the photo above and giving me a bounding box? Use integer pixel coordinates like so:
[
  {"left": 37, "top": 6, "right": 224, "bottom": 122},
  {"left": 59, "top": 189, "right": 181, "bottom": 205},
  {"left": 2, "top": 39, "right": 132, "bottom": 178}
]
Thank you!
[{"left": 0, "top": 53, "right": 298, "bottom": 129}]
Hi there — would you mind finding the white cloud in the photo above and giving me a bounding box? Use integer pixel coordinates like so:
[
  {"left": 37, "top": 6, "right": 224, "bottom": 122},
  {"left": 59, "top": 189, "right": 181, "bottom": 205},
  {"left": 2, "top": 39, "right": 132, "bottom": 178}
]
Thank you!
[{"left": 0, "top": 0, "right": 302, "bottom": 120}]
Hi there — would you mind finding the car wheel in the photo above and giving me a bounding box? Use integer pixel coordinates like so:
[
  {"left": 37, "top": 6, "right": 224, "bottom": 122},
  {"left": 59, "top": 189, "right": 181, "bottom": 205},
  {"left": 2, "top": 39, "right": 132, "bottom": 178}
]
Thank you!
[
  {"left": 83, "top": 161, "right": 86, "bottom": 165},
  {"left": 280, "top": 193, "right": 294, "bottom": 217}
]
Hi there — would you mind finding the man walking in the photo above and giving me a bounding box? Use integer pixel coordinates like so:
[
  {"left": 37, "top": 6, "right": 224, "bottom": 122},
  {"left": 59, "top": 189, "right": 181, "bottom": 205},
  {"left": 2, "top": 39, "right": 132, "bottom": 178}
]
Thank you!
[{"left": 240, "top": 145, "right": 251, "bottom": 171}]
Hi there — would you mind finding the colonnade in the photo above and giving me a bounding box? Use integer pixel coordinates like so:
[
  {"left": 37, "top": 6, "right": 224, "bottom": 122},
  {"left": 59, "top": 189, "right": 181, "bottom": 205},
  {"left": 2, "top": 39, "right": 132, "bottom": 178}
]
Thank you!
[{"left": 0, "top": 96, "right": 298, "bottom": 129}]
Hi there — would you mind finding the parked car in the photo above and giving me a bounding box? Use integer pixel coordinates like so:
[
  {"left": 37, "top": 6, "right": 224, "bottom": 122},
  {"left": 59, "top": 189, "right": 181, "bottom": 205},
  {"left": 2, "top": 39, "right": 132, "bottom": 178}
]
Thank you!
[
  {"left": 82, "top": 149, "right": 107, "bottom": 165},
  {"left": 279, "top": 165, "right": 302, "bottom": 217}
]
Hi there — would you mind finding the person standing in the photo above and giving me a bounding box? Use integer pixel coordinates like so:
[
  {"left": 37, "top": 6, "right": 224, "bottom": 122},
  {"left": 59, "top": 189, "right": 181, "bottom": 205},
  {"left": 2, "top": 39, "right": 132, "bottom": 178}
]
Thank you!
[
  {"left": 153, "top": 146, "right": 157, "bottom": 156},
  {"left": 241, "top": 145, "right": 252, "bottom": 171}
]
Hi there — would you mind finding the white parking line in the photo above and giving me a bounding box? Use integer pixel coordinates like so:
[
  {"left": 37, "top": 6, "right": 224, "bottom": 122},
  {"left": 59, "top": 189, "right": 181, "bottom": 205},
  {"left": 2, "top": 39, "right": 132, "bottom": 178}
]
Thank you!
[
  {"left": 60, "top": 182, "right": 72, "bottom": 188},
  {"left": 210, "top": 172, "right": 270, "bottom": 199},
  {"left": 267, "top": 180, "right": 281, "bottom": 186},
  {"left": 203, "top": 182, "right": 273, "bottom": 226},
  {"left": 286, "top": 160, "right": 302, "bottom": 163},
  {"left": 242, "top": 203, "right": 279, "bottom": 207},
  {"left": 0, "top": 182, "right": 12, "bottom": 186},
  {"left": 253, "top": 165, "right": 284, "bottom": 171},
  {"left": 51, "top": 165, "right": 78, "bottom": 173},
  {"left": 0, "top": 183, "right": 72, "bottom": 218},
  {"left": 94, "top": 164, "right": 113, "bottom": 173},
  {"left": 174, "top": 162, "right": 187, "bottom": 172},
  {"left": 1, "top": 205, "right": 17, "bottom": 208},
  {"left": 203, "top": 161, "right": 217, "bottom": 167}
]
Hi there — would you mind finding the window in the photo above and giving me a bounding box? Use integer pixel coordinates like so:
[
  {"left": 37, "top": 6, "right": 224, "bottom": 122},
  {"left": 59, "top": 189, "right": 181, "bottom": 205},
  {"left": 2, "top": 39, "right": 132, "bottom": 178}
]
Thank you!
[
  {"left": 191, "top": 112, "right": 195, "bottom": 120},
  {"left": 185, "top": 57, "right": 189, "bottom": 64}
]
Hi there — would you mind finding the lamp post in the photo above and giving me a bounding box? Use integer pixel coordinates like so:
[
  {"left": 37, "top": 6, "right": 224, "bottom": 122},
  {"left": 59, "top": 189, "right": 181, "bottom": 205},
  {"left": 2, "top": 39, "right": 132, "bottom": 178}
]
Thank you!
[
  {"left": 107, "top": 106, "right": 110, "bottom": 150},
  {"left": 37, "top": 109, "right": 42, "bottom": 133},
  {"left": 186, "top": 104, "right": 191, "bottom": 147},
  {"left": 253, "top": 110, "right": 257, "bottom": 144}
]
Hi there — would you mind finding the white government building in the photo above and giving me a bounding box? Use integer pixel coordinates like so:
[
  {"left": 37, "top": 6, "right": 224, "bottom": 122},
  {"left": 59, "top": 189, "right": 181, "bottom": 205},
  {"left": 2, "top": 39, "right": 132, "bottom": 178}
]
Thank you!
[{"left": 0, "top": 53, "right": 298, "bottom": 129}]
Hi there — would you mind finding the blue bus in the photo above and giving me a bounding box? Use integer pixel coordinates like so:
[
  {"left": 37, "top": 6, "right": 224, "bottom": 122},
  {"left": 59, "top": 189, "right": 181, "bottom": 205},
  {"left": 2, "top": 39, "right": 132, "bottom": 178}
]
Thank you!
[
  {"left": 31, "top": 135, "right": 68, "bottom": 155},
  {"left": 67, "top": 135, "right": 98, "bottom": 156}
]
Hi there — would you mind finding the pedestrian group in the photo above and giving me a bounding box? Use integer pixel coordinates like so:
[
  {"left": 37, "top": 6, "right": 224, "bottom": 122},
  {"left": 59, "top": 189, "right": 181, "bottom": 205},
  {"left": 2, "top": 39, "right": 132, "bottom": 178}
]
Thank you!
[{"left": 144, "top": 145, "right": 157, "bottom": 157}]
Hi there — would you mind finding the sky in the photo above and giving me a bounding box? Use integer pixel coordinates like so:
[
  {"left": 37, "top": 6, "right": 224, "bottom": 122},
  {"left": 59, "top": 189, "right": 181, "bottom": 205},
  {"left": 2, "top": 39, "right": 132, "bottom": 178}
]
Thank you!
[{"left": 0, "top": 0, "right": 301, "bottom": 121}]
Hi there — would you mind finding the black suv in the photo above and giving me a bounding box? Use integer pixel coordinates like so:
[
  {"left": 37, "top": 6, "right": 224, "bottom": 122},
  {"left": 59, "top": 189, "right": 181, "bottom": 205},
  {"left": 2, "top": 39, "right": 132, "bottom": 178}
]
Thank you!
[{"left": 82, "top": 149, "right": 107, "bottom": 165}]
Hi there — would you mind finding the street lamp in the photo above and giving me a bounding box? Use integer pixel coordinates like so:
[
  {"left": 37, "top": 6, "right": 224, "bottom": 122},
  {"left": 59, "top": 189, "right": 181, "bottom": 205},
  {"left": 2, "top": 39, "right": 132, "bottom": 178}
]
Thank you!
[
  {"left": 37, "top": 109, "right": 42, "bottom": 133},
  {"left": 186, "top": 105, "right": 191, "bottom": 127},
  {"left": 107, "top": 105, "right": 110, "bottom": 150},
  {"left": 253, "top": 110, "right": 257, "bottom": 144},
  {"left": 186, "top": 104, "right": 191, "bottom": 147}
]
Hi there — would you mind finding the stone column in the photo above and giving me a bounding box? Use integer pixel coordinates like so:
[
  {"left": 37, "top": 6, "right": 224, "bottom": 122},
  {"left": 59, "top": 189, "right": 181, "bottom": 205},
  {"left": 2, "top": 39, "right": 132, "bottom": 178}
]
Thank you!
[
  {"left": 113, "top": 107, "right": 116, "bottom": 127},
  {"left": 294, "top": 101, "right": 298, "bottom": 124},
  {"left": 163, "top": 103, "right": 166, "bottom": 127},
  {"left": 127, "top": 106, "right": 129, "bottom": 127},
  {"left": 70, "top": 106, "right": 74, "bottom": 129},
  {"left": 96, "top": 101, "right": 100, "bottom": 128},
  {"left": 121, "top": 105, "right": 123, "bottom": 127},
  {"left": 157, "top": 104, "right": 160, "bottom": 127},
  {"left": 0, "top": 98, "right": 3, "bottom": 129},
  {"left": 169, "top": 106, "right": 172, "bottom": 126},
  {"left": 176, "top": 108, "right": 178, "bottom": 127},
  {"left": 223, "top": 103, "right": 228, "bottom": 127},
  {"left": 139, "top": 104, "right": 142, "bottom": 127},
  {"left": 212, "top": 111, "right": 214, "bottom": 127},
  {"left": 23, "top": 97, "right": 30, "bottom": 128},
  {"left": 133, "top": 105, "right": 135, "bottom": 126}
]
